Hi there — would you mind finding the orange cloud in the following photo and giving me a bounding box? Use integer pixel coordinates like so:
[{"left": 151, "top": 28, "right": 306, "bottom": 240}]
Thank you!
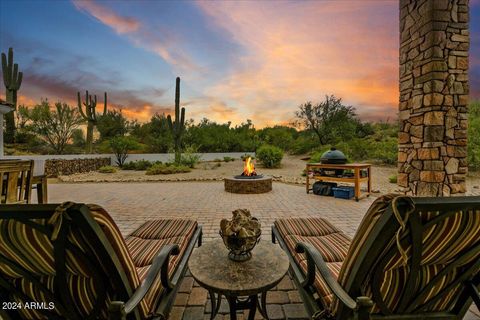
[
  {"left": 121, "top": 105, "right": 153, "bottom": 123},
  {"left": 196, "top": 1, "right": 399, "bottom": 125},
  {"left": 72, "top": 0, "right": 140, "bottom": 34}
]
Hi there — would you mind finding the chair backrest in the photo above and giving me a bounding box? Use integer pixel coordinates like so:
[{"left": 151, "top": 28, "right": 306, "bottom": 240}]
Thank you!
[
  {"left": 336, "top": 195, "right": 480, "bottom": 319},
  {"left": 0, "top": 203, "right": 147, "bottom": 320},
  {"left": 0, "top": 160, "right": 34, "bottom": 204}
]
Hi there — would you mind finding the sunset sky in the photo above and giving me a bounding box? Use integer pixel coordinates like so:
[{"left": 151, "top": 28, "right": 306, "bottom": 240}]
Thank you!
[{"left": 1, "top": 0, "right": 479, "bottom": 127}]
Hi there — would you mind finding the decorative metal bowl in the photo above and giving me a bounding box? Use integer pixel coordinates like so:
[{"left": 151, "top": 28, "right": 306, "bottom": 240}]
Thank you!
[{"left": 219, "top": 229, "right": 261, "bottom": 262}]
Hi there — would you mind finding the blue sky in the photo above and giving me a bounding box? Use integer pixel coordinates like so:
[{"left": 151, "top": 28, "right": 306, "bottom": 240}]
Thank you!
[{"left": 1, "top": 0, "right": 479, "bottom": 127}]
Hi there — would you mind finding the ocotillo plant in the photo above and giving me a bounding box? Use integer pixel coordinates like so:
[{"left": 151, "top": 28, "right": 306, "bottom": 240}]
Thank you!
[
  {"left": 167, "top": 77, "right": 185, "bottom": 164},
  {"left": 1, "top": 47, "right": 23, "bottom": 143},
  {"left": 77, "top": 91, "right": 107, "bottom": 153}
]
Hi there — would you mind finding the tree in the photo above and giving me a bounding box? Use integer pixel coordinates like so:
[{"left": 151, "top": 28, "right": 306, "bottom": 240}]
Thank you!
[
  {"left": 468, "top": 100, "right": 480, "bottom": 170},
  {"left": 294, "top": 95, "right": 359, "bottom": 145},
  {"left": 109, "top": 136, "right": 139, "bottom": 167},
  {"left": 96, "top": 109, "right": 129, "bottom": 140},
  {"left": 26, "top": 100, "right": 83, "bottom": 154}
]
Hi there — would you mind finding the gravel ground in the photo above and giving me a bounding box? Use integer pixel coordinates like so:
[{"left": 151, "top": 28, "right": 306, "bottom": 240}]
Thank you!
[{"left": 57, "top": 155, "right": 480, "bottom": 196}]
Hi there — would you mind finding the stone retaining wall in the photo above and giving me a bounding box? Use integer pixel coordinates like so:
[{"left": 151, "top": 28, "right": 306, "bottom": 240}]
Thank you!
[
  {"left": 45, "top": 158, "right": 111, "bottom": 177},
  {"left": 398, "top": 0, "right": 469, "bottom": 196}
]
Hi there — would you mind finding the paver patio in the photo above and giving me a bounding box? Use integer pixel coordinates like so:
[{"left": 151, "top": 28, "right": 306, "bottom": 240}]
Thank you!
[{"left": 48, "top": 181, "right": 480, "bottom": 320}]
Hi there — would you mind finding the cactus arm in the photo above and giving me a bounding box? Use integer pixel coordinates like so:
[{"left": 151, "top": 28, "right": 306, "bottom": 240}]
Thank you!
[
  {"left": 77, "top": 92, "right": 88, "bottom": 119},
  {"left": 180, "top": 107, "right": 185, "bottom": 131},
  {"left": 2, "top": 53, "right": 10, "bottom": 88},
  {"left": 12, "top": 64, "right": 18, "bottom": 86},
  {"left": 16, "top": 71, "right": 22, "bottom": 89},
  {"left": 103, "top": 92, "right": 107, "bottom": 115},
  {"left": 167, "top": 115, "right": 173, "bottom": 131}
]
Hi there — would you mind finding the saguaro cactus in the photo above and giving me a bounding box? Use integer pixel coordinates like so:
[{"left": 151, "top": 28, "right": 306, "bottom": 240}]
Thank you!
[
  {"left": 167, "top": 77, "right": 185, "bottom": 164},
  {"left": 1, "top": 47, "right": 23, "bottom": 143},
  {"left": 77, "top": 90, "right": 107, "bottom": 153}
]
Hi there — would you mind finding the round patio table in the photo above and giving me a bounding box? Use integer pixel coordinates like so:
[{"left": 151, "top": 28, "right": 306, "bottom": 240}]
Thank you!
[{"left": 188, "top": 240, "right": 289, "bottom": 320}]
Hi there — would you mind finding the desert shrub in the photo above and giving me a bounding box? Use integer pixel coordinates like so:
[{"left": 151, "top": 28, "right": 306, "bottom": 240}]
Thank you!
[
  {"left": 121, "top": 162, "right": 137, "bottom": 170},
  {"left": 98, "top": 165, "right": 117, "bottom": 173},
  {"left": 223, "top": 156, "right": 235, "bottom": 162},
  {"left": 146, "top": 163, "right": 191, "bottom": 175},
  {"left": 133, "top": 159, "right": 155, "bottom": 170},
  {"left": 389, "top": 175, "right": 397, "bottom": 183},
  {"left": 179, "top": 145, "right": 201, "bottom": 168},
  {"left": 123, "top": 160, "right": 161, "bottom": 170},
  {"left": 468, "top": 100, "right": 480, "bottom": 170},
  {"left": 256, "top": 145, "right": 284, "bottom": 168},
  {"left": 241, "top": 154, "right": 255, "bottom": 161},
  {"left": 109, "top": 136, "right": 140, "bottom": 167}
]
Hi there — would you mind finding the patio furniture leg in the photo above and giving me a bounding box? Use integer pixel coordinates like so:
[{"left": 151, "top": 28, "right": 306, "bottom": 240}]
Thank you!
[
  {"left": 247, "top": 295, "right": 258, "bottom": 320},
  {"left": 257, "top": 291, "right": 269, "bottom": 320},
  {"left": 209, "top": 290, "right": 222, "bottom": 320},
  {"left": 36, "top": 176, "right": 47, "bottom": 204},
  {"left": 227, "top": 296, "right": 238, "bottom": 320}
]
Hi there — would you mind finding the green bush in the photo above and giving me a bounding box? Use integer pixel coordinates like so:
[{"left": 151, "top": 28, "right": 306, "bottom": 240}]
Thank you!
[
  {"left": 256, "top": 145, "right": 284, "bottom": 168},
  {"left": 146, "top": 163, "right": 191, "bottom": 175},
  {"left": 468, "top": 100, "right": 480, "bottom": 170},
  {"left": 122, "top": 160, "right": 160, "bottom": 170},
  {"left": 223, "top": 156, "right": 235, "bottom": 162},
  {"left": 389, "top": 175, "right": 397, "bottom": 183},
  {"left": 241, "top": 154, "right": 255, "bottom": 161},
  {"left": 98, "top": 165, "right": 117, "bottom": 173}
]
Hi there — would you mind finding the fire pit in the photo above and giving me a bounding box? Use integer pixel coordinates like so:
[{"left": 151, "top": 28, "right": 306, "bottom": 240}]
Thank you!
[{"left": 224, "top": 157, "right": 272, "bottom": 194}]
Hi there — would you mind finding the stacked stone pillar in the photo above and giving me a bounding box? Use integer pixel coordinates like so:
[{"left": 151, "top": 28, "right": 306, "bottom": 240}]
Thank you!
[{"left": 398, "top": 0, "right": 469, "bottom": 196}]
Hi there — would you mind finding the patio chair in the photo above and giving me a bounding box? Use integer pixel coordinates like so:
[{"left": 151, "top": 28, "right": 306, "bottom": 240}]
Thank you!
[
  {"left": 0, "top": 159, "right": 34, "bottom": 204},
  {"left": 272, "top": 194, "right": 480, "bottom": 320},
  {"left": 0, "top": 202, "right": 202, "bottom": 320}
]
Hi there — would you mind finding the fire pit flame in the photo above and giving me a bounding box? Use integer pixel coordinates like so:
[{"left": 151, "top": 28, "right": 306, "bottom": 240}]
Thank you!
[{"left": 242, "top": 157, "right": 257, "bottom": 176}]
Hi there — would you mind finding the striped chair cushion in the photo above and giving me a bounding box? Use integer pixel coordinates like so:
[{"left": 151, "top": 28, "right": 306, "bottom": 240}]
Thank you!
[
  {"left": 125, "top": 219, "right": 198, "bottom": 315},
  {"left": 274, "top": 217, "right": 351, "bottom": 307},
  {"left": 355, "top": 207, "right": 480, "bottom": 314},
  {"left": 0, "top": 205, "right": 197, "bottom": 320},
  {"left": 335, "top": 195, "right": 480, "bottom": 314}
]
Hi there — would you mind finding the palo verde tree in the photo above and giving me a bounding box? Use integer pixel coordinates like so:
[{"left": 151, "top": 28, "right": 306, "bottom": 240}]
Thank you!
[
  {"left": 294, "top": 95, "right": 359, "bottom": 145},
  {"left": 1, "top": 47, "right": 23, "bottom": 143},
  {"left": 96, "top": 109, "right": 129, "bottom": 140},
  {"left": 77, "top": 90, "right": 107, "bottom": 153},
  {"left": 167, "top": 77, "right": 186, "bottom": 163},
  {"left": 25, "top": 99, "right": 83, "bottom": 154}
]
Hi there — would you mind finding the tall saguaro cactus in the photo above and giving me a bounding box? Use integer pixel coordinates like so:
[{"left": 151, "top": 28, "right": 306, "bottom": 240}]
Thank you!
[
  {"left": 167, "top": 77, "right": 185, "bottom": 164},
  {"left": 1, "top": 47, "right": 23, "bottom": 143},
  {"left": 77, "top": 90, "right": 107, "bottom": 153}
]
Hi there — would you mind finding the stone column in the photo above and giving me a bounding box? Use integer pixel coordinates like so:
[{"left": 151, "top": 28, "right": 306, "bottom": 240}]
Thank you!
[{"left": 398, "top": 0, "right": 469, "bottom": 196}]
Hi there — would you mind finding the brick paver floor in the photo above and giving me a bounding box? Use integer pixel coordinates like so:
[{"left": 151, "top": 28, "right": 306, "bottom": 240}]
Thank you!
[{"left": 48, "top": 181, "right": 480, "bottom": 320}]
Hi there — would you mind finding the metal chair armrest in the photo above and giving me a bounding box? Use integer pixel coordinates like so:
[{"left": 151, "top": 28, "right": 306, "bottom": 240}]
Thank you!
[
  {"left": 108, "top": 244, "right": 180, "bottom": 319},
  {"left": 295, "top": 242, "right": 373, "bottom": 317}
]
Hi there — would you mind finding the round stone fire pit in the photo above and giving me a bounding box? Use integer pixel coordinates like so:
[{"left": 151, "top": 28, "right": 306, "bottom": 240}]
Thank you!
[{"left": 224, "top": 176, "right": 272, "bottom": 194}]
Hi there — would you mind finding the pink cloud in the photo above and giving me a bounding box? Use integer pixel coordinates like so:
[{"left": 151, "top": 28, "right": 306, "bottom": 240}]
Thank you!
[
  {"left": 72, "top": 0, "right": 140, "bottom": 34},
  {"left": 196, "top": 1, "right": 399, "bottom": 125},
  {"left": 72, "top": 0, "right": 200, "bottom": 75}
]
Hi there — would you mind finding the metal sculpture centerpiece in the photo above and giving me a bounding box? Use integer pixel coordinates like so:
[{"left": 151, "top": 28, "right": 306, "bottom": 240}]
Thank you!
[{"left": 220, "top": 209, "right": 261, "bottom": 262}]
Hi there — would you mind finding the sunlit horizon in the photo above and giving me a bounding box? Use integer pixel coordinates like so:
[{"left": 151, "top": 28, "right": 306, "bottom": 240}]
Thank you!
[{"left": 1, "top": 0, "right": 479, "bottom": 128}]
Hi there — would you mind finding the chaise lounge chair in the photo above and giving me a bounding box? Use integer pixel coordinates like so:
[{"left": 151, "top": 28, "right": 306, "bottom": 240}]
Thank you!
[
  {"left": 0, "top": 202, "right": 202, "bottom": 320},
  {"left": 272, "top": 194, "right": 480, "bottom": 320}
]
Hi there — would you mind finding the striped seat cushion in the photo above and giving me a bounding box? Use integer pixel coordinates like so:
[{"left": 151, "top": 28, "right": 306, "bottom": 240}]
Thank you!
[
  {"left": 0, "top": 204, "right": 197, "bottom": 320},
  {"left": 125, "top": 219, "right": 197, "bottom": 314},
  {"left": 274, "top": 217, "right": 351, "bottom": 307}
]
